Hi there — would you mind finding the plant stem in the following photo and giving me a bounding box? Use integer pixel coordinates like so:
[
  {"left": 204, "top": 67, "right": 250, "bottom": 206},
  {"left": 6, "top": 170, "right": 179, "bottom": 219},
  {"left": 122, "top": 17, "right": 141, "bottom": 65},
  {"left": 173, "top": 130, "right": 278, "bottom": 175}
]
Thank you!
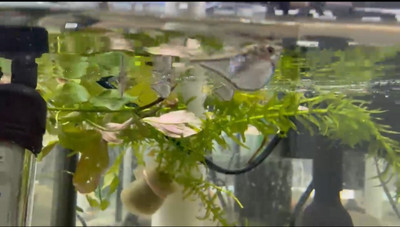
[
  {"left": 85, "top": 119, "right": 123, "bottom": 132},
  {"left": 47, "top": 107, "right": 136, "bottom": 113},
  {"left": 97, "top": 184, "right": 103, "bottom": 203},
  {"left": 299, "top": 96, "right": 321, "bottom": 104},
  {"left": 374, "top": 157, "right": 400, "bottom": 219},
  {"left": 234, "top": 109, "right": 330, "bottom": 124}
]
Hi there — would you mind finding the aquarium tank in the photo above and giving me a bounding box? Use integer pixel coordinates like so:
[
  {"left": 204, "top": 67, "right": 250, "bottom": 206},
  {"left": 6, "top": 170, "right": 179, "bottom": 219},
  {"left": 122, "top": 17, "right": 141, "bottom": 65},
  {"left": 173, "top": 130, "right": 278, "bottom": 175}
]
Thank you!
[{"left": 2, "top": 1, "right": 400, "bottom": 226}]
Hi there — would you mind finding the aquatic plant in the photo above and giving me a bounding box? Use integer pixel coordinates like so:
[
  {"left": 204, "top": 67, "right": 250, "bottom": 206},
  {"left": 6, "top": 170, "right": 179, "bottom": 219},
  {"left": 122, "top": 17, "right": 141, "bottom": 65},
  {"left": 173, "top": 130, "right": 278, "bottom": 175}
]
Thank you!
[{"left": 6, "top": 29, "right": 400, "bottom": 226}]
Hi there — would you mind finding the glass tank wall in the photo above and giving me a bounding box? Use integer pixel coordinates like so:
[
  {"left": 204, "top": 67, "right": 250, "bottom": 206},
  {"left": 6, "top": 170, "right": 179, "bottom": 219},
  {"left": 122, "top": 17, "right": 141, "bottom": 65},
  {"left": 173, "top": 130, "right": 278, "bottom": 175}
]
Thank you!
[{"left": 1, "top": 2, "right": 400, "bottom": 226}]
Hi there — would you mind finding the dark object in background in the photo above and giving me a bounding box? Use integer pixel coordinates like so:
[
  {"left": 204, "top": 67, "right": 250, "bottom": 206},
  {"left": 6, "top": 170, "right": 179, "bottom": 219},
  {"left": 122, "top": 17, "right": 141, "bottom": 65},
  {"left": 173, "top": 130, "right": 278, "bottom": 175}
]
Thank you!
[
  {"left": 71, "top": 14, "right": 100, "bottom": 29},
  {"left": 305, "top": 36, "right": 350, "bottom": 50},
  {"left": 300, "top": 139, "right": 354, "bottom": 226},
  {"left": 51, "top": 146, "right": 78, "bottom": 226},
  {"left": 277, "top": 2, "right": 291, "bottom": 15},
  {"left": 281, "top": 36, "right": 351, "bottom": 51},
  {"left": 97, "top": 75, "right": 118, "bottom": 89},
  {"left": 0, "top": 26, "right": 48, "bottom": 155}
]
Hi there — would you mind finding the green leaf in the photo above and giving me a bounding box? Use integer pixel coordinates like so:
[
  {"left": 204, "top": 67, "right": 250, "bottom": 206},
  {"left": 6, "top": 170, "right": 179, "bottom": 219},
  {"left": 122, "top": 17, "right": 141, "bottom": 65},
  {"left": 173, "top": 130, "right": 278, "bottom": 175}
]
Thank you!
[
  {"left": 64, "top": 129, "right": 109, "bottom": 194},
  {"left": 76, "top": 206, "right": 84, "bottom": 213},
  {"left": 57, "top": 55, "right": 89, "bottom": 79},
  {"left": 37, "top": 141, "right": 58, "bottom": 162},
  {"left": 107, "top": 176, "right": 120, "bottom": 196},
  {"left": 73, "top": 139, "right": 109, "bottom": 193},
  {"left": 79, "top": 64, "right": 107, "bottom": 97},
  {"left": 125, "top": 79, "right": 159, "bottom": 107},
  {"left": 55, "top": 82, "right": 90, "bottom": 106},
  {"left": 86, "top": 195, "right": 99, "bottom": 208},
  {"left": 107, "top": 149, "right": 126, "bottom": 174},
  {"left": 133, "top": 143, "right": 145, "bottom": 166},
  {"left": 92, "top": 52, "right": 122, "bottom": 69},
  {"left": 100, "top": 199, "right": 110, "bottom": 211},
  {"left": 90, "top": 90, "right": 136, "bottom": 110},
  {"left": 58, "top": 127, "right": 99, "bottom": 152},
  {"left": 102, "top": 173, "right": 115, "bottom": 190},
  {"left": 102, "top": 149, "right": 126, "bottom": 190}
]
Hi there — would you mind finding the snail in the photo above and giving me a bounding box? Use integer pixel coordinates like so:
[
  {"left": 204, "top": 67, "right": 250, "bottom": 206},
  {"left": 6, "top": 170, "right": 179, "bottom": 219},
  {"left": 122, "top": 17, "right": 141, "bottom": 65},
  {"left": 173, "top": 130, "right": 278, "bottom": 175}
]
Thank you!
[{"left": 120, "top": 167, "right": 177, "bottom": 216}]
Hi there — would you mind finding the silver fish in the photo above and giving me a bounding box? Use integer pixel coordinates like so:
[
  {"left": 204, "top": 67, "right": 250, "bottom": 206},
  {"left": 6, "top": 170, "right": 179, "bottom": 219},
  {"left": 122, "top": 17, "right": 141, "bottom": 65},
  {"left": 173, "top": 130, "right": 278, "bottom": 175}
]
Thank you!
[{"left": 199, "top": 45, "right": 279, "bottom": 100}]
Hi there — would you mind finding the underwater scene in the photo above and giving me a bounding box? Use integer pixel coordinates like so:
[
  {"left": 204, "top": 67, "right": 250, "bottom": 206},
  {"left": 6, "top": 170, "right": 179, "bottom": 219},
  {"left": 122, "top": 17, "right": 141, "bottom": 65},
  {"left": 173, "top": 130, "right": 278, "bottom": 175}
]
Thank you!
[{"left": 2, "top": 2, "right": 400, "bottom": 227}]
